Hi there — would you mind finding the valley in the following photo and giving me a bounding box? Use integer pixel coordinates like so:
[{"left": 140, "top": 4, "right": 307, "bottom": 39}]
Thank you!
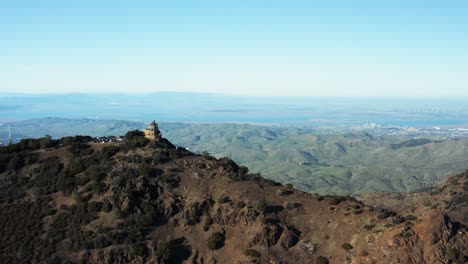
[{"left": 2, "top": 118, "right": 468, "bottom": 195}]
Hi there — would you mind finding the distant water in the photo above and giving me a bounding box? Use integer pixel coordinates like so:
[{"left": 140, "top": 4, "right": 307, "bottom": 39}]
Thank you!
[{"left": 1, "top": 93, "right": 467, "bottom": 127}]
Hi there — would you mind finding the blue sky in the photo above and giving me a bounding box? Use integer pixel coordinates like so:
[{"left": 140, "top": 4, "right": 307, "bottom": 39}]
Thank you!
[{"left": 1, "top": 0, "right": 467, "bottom": 96}]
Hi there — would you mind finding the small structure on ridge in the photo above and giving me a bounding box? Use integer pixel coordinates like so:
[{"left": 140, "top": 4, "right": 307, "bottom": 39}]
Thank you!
[{"left": 144, "top": 120, "right": 162, "bottom": 141}]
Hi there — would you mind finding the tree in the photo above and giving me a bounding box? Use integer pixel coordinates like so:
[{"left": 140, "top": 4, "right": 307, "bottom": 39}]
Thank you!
[{"left": 124, "top": 130, "right": 145, "bottom": 140}]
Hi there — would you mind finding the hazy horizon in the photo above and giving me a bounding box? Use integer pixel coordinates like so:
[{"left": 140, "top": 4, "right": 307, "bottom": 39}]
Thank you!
[
  {"left": 1, "top": 91, "right": 468, "bottom": 99},
  {"left": 1, "top": 92, "right": 467, "bottom": 128}
]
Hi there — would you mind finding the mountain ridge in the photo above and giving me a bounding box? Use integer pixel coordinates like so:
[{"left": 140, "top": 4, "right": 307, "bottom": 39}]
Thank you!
[
  {"left": 3, "top": 118, "right": 468, "bottom": 196},
  {"left": 0, "top": 132, "right": 466, "bottom": 263}
]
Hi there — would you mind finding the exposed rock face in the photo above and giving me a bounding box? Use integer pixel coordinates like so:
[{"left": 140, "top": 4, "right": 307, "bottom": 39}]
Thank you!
[
  {"left": 278, "top": 226, "right": 301, "bottom": 249},
  {"left": 250, "top": 223, "right": 283, "bottom": 247},
  {"left": 0, "top": 134, "right": 466, "bottom": 264}
]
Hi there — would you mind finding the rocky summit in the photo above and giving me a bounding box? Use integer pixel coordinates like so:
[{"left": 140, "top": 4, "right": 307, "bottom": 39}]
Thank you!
[{"left": 0, "top": 131, "right": 466, "bottom": 264}]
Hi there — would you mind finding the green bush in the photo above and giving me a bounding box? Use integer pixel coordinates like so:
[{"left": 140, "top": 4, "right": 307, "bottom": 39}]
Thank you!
[
  {"left": 236, "top": 201, "right": 246, "bottom": 209},
  {"left": 315, "top": 256, "right": 329, "bottom": 264},
  {"left": 342, "top": 243, "right": 353, "bottom": 251},
  {"left": 217, "top": 194, "right": 230, "bottom": 204},
  {"left": 328, "top": 196, "right": 343, "bottom": 205},
  {"left": 75, "top": 175, "right": 91, "bottom": 186},
  {"left": 257, "top": 200, "right": 267, "bottom": 213},
  {"left": 405, "top": 214, "right": 417, "bottom": 221},
  {"left": 447, "top": 247, "right": 465, "bottom": 264},
  {"left": 124, "top": 130, "right": 149, "bottom": 148},
  {"left": 353, "top": 209, "right": 363, "bottom": 215},
  {"left": 68, "top": 142, "right": 93, "bottom": 156},
  {"left": 56, "top": 173, "right": 75, "bottom": 195},
  {"left": 155, "top": 239, "right": 172, "bottom": 260},
  {"left": 244, "top": 249, "right": 261, "bottom": 258},
  {"left": 89, "top": 180, "right": 106, "bottom": 194},
  {"left": 87, "top": 201, "right": 102, "bottom": 212},
  {"left": 207, "top": 232, "right": 225, "bottom": 250},
  {"left": 131, "top": 243, "right": 148, "bottom": 258},
  {"left": 101, "top": 200, "right": 112, "bottom": 213},
  {"left": 67, "top": 159, "right": 85, "bottom": 176}
]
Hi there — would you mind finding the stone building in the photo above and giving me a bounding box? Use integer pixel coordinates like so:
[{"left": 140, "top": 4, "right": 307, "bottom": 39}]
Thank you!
[{"left": 144, "top": 120, "right": 162, "bottom": 141}]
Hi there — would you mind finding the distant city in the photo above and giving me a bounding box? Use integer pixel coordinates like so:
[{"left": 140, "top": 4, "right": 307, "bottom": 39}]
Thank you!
[{"left": 353, "top": 123, "right": 468, "bottom": 138}]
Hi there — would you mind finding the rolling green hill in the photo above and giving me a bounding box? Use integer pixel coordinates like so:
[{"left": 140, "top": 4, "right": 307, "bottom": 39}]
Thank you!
[
  {"left": 162, "top": 123, "right": 468, "bottom": 195},
  {"left": 3, "top": 118, "right": 468, "bottom": 195}
]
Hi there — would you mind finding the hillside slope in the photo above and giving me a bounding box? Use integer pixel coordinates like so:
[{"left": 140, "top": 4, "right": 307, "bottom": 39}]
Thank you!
[
  {"left": 0, "top": 132, "right": 466, "bottom": 263},
  {"left": 361, "top": 170, "right": 468, "bottom": 227},
  {"left": 4, "top": 119, "right": 468, "bottom": 195},
  {"left": 163, "top": 123, "right": 468, "bottom": 195}
]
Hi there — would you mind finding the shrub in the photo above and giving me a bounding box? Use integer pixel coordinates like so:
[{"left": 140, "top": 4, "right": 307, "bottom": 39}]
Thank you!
[
  {"left": 353, "top": 209, "right": 363, "bottom": 215},
  {"left": 89, "top": 180, "right": 106, "bottom": 194},
  {"left": 100, "top": 145, "right": 120, "bottom": 158},
  {"left": 131, "top": 243, "right": 148, "bottom": 258},
  {"left": 377, "top": 209, "right": 396, "bottom": 219},
  {"left": 263, "top": 178, "right": 281, "bottom": 186},
  {"left": 447, "top": 246, "right": 465, "bottom": 264},
  {"left": 257, "top": 200, "right": 267, "bottom": 214},
  {"left": 112, "top": 208, "right": 124, "bottom": 219},
  {"left": 75, "top": 175, "right": 91, "bottom": 186},
  {"left": 217, "top": 194, "right": 230, "bottom": 204},
  {"left": 202, "top": 217, "right": 213, "bottom": 232},
  {"left": 328, "top": 196, "right": 343, "bottom": 205},
  {"left": 71, "top": 192, "right": 83, "bottom": 203},
  {"left": 405, "top": 214, "right": 417, "bottom": 221},
  {"left": 161, "top": 174, "right": 180, "bottom": 188},
  {"left": 156, "top": 239, "right": 172, "bottom": 260},
  {"left": 155, "top": 237, "right": 191, "bottom": 262},
  {"left": 342, "top": 243, "right": 353, "bottom": 251},
  {"left": 67, "top": 159, "right": 85, "bottom": 176},
  {"left": 244, "top": 249, "right": 261, "bottom": 258},
  {"left": 236, "top": 201, "right": 246, "bottom": 209},
  {"left": 359, "top": 249, "right": 369, "bottom": 256},
  {"left": 68, "top": 142, "right": 93, "bottom": 156},
  {"left": 87, "top": 201, "right": 102, "bottom": 212},
  {"left": 127, "top": 225, "right": 143, "bottom": 243},
  {"left": 315, "top": 256, "right": 329, "bottom": 264},
  {"left": 285, "top": 183, "right": 293, "bottom": 188},
  {"left": 101, "top": 200, "right": 112, "bottom": 212},
  {"left": 284, "top": 201, "right": 299, "bottom": 210},
  {"left": 124, "top": 130, "right": 145, "bottom": 140},
  {"left": 124, "top": 130, "right": 149, "bottom": 148},
  {"left": 139, "top": 166, "right": 163, "bottom": 178},
  {"left": 363, "top": 224, "right": 375, "bottom": 230},
  {"left": 207, "top": 232, "right": 225, "bottom": 250},
  {"left": 56, "top": 173, "right": 75, "bottom": 195}
]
